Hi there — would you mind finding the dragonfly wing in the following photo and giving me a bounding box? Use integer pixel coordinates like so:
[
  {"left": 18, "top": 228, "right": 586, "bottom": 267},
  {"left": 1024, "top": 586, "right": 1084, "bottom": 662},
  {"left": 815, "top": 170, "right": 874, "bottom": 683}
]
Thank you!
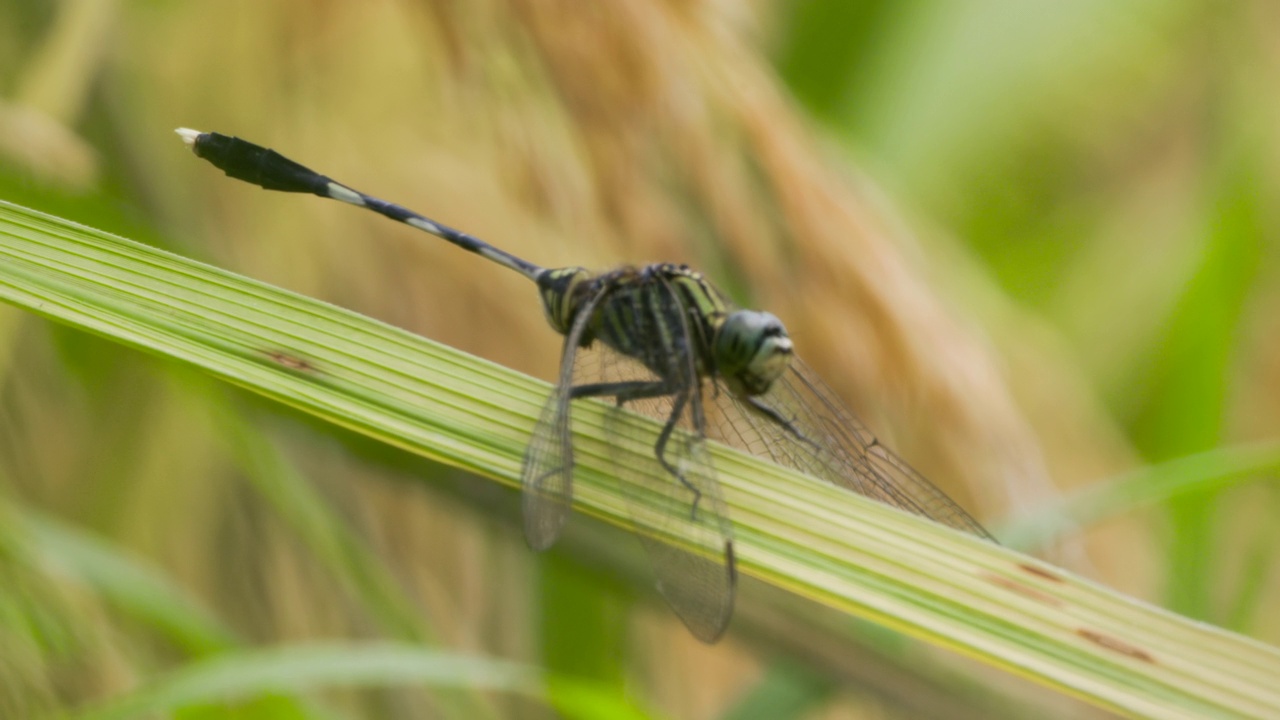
[
  {"left": 711, "top": 358, "right": 993, "bottom": 540},
  {"left": 599, "top": 364, "right": 737, "bottom": 640},
  {"left": 521, "top": 286, "right": 609, "bottom": 550},
  {"left": 590, "top": 281, "right": 735, "bottom": 641}
]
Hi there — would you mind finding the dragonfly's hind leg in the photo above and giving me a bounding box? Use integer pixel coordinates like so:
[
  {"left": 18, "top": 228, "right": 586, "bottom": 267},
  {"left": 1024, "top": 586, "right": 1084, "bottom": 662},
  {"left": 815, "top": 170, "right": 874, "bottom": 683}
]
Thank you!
[
  {"left": 570, "top": 380, "right": 669, "bottom": 402},
  {"left": 651, "top": 390, "right": 703, "bottom": 520},
  {"left": 570, "top": 380, "right": 703, "bottom": 519}
]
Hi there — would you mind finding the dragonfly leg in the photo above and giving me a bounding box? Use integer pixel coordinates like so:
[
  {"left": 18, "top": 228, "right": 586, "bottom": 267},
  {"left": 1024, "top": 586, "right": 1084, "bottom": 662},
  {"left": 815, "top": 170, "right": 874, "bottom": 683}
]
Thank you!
[
  {"left": 570, "top": 380, "right": 703, "bottom": 519},
  {"left": 744, "top": 396, "right": 820, "bottom": 450},
  {"left": 652, "top": 389, "right": 703, "bottom": 520},
  {"left": 570, "top": 380, "right": 672, "bottom": 403}
]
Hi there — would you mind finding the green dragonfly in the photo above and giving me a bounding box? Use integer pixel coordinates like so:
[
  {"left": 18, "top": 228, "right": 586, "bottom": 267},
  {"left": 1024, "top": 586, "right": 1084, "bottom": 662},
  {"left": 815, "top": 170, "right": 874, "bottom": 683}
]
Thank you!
[{"left": 177, "top": 128, "right": 994, "bottom": 642}]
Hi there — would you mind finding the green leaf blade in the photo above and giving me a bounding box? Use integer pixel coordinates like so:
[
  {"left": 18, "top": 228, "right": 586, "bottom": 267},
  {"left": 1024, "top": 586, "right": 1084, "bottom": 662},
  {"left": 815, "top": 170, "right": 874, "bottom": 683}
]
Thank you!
[{"left": 2, "top": 200, "right": 1278, "bottom": 718}]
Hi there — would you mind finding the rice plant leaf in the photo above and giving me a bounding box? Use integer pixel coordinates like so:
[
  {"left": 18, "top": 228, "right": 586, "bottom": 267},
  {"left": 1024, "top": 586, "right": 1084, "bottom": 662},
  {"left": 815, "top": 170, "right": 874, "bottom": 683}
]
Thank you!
[
  {"left": 72, "top": 642, "right": 649, "bottom": 720},
  {"left": 2, "top": 201, "right": 1278, "bottom": 718}
]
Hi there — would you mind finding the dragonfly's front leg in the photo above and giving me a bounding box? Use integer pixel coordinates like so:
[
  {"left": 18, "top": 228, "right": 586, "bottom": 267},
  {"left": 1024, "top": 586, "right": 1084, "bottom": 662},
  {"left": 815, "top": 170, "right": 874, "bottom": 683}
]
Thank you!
[
  {"left": 651, "top": 389, "right": 703, "bottom": 520},
  {"left": 744, "top": 396, "right": 820, "bottom": 450}
]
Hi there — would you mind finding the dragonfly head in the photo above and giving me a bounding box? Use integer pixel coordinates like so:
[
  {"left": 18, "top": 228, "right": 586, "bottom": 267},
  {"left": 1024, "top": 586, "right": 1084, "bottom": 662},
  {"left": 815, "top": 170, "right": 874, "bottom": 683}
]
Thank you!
[
  {"left": 536, "top": 267, "right": 593, "bottom": 334},
  {"left": 715, "top": 310, "right": 793, "bottom": 396}
]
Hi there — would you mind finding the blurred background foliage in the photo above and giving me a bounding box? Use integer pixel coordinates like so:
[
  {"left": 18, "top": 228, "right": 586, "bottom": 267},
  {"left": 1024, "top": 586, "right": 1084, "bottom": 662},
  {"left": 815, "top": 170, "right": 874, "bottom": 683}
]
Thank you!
[{"left": 0, "top": 0, "right": 1277, "bottom": 718}]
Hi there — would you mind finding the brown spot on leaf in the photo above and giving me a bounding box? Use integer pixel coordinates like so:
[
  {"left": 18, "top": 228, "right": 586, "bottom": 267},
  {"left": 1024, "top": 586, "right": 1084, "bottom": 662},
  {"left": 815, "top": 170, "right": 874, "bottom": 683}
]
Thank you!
[
  {"left": 982, "top": 573, "right": 1064, "bottom": 607},
  {"left": 263, "top": 350, "right": 317, "bottom": 373},
  {"left": 1077, "top": 629, "right": 1155, "bottom": 663},
  {"left": 1018, "top": 563, "right": 1064, "bottom": 582}
]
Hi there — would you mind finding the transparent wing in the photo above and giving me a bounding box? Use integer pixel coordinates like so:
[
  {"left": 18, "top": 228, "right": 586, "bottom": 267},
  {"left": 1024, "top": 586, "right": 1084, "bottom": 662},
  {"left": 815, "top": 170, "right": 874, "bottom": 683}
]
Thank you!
[
  {"left": 520, "top": 286, "right": 608, "bottom": 550},
  {"left": 579, "top": 281, "right": 735, "bottom": 641},
  {"left": 596, "top": 352, "right": 736, "bottom": 642},
  {"left": 708, "top": 358, "right": 994, "bottom": 540}
]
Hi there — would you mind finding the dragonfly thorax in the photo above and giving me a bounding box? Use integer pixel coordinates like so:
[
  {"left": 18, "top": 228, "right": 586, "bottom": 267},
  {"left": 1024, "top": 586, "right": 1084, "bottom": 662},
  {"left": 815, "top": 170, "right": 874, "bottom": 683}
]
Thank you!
[
  {"left": 714, "top": 310, "right": 793, "bottom": 396},
  {"left": 536, "top": 262, "right": 793, "bottom": 397}
]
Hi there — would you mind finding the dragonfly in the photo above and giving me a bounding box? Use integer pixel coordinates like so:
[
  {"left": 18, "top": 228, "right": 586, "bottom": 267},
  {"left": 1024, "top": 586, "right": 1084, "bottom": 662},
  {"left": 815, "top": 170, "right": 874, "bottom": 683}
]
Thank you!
[{"left": 177, "top": 128, "right": 994, "bottom": 642}]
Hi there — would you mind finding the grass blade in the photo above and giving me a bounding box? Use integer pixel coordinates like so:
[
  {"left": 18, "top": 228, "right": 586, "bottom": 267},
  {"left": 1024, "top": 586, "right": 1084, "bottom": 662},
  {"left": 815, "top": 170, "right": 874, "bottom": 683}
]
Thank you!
[{"left": 1, "top": 200, "right": 1277, "bottom": 717}]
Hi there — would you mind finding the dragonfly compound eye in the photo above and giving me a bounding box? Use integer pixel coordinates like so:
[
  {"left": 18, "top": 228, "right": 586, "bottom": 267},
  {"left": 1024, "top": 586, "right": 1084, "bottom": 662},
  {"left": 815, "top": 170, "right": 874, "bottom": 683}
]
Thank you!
[{"left": 715, "top": 310, "right": 793, "bottom": 396}]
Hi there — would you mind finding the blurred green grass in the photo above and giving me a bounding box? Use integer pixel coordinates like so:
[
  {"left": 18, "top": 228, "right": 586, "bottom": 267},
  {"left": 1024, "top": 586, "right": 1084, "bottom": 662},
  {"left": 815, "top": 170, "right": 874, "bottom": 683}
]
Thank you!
[{"left": 1, "top": 0, "right": 1277, "bottom": 717}]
